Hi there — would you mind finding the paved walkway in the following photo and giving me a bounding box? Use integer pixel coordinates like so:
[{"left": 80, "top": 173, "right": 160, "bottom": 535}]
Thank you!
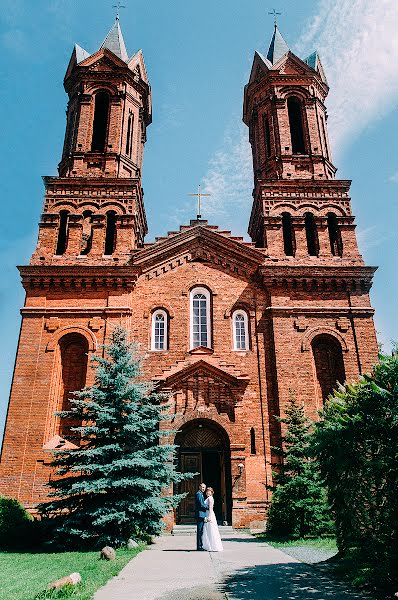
[{"left": 95, "top": 532, "right": 371, "bottom": 600}]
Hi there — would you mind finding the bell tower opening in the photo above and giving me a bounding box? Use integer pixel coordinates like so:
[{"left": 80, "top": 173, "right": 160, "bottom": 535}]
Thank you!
[
  {"left": 175, "top": 420, "right": 232, "bottom": 525},
  {"left": 287, "top": 96, "right": 306, "bottom": 154},
  {"left": 91, "top": 91, "right": 110, "bottom": 152}
]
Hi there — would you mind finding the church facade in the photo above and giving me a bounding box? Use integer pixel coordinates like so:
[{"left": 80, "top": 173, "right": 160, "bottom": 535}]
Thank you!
[{"left": 0, "top": 21, "right": 378, "bottom": 529}]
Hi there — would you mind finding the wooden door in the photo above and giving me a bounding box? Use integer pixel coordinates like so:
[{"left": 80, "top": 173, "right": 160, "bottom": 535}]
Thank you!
[{"left": 177, "top": 453, "right": 201, "bottom": 523}]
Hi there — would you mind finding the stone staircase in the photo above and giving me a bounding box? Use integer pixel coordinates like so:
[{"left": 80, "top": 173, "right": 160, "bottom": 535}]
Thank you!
[{"left": 172, "top": 524, "right": 236, "bottom": 536}]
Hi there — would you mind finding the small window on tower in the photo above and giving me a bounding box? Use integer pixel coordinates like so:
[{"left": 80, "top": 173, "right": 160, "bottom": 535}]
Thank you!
[
  {"left": 55, "top": 210, "right": 69, "bottom": 255},
  {"left": 287, "top": 97, "right": 306, "bottom": 154},
  {"left": 305, "top": 212, "right": 319, "bottom": 256},
  {"left": 125, "top": 112, "right": 134, "bottom": 158},
  {"left": 327, "top": 212, "right": 343, "bottom": 257},
  {"left": 91, "top": 91, "right": 110, "bottom": 152},
  {"left": 282, "top": 212, "right": 295, "bottom": 256},
  {"left": 104, "top": 210, "right": 117, "bottom": 255}
]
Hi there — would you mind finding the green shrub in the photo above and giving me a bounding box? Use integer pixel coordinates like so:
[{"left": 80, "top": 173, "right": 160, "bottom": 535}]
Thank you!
[
  {"left": 0, "top": 496, "right": 34, "bottom": 549},
  {"left": 313, "top": 349, "right": 398, "bottom": 587}
]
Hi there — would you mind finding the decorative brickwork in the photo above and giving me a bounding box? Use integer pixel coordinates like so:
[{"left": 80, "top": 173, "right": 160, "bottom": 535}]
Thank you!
[{"left": 0, "top": 23, "right": 379, "bottom": 530}]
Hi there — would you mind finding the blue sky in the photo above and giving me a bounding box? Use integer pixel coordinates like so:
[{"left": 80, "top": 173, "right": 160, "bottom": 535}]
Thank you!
[{"left": 0, "top": 0, "right": 397, "bottom": 440}]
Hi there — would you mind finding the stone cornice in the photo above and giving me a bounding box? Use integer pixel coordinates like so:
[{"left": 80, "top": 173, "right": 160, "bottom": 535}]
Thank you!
[
  {"left": 21, "top": 307, "right": 132, "bottom": 316},
  {"left": 260, "top": 265, "right": 377, "bottom": 292},
  {"left": 18, "top": 265, "right": 140, "bottom": 291}
]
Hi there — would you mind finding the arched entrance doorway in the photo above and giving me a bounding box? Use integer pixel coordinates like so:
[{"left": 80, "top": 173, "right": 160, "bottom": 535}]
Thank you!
[{"left": 175, "top": 419, "right": 232, "bottom": 525}]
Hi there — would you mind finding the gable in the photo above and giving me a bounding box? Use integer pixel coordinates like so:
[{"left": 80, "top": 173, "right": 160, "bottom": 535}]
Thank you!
[
  {"left": 248, "top": 51, "right": 271, "bottom": 85},
  {"left": 128, "top": 50, "right": 150, "bottom": 85},
  {"left": 133, "top": 225, "right": 264, "bottom": 281},
  {"left": 272, "top": 51, "right": 311, "bottom": 76}
]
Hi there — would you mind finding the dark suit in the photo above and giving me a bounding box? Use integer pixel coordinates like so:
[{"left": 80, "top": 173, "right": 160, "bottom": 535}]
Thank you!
[{"left": 195, "top": 490, "right": 208, "bottom": 550}]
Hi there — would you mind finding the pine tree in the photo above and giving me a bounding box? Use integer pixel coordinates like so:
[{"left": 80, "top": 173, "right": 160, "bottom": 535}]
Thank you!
[
  {"left": 40, "top": 326, "right": 188, "bottom": 548},
  {"left": 267, "top": 393, "right": 333, "bottom": 538}
]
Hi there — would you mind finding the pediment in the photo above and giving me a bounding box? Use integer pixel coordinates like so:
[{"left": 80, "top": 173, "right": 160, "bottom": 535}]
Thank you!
[
  {"left": 78, "top": 48, "right": 129, "bottom": 70},
  {"left": 154, "top": 358, "right": 249, "bottom": 388},
  {"left": 133, "top": 225, "right": 264, "bottom": 281}
]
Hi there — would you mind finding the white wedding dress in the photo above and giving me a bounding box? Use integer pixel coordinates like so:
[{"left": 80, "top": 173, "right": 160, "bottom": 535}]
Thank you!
[{"left": 202, "top": 496, "right": 223, "bottom": 552}]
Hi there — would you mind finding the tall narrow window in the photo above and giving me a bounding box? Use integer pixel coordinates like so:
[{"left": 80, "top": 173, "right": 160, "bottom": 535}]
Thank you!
[
  {"left": 250, "top": 428, "right": 256, "bottom": 455},
  {"left": 287, "top": 96, "right": 306, "bottom": 154},
  {"left": 104, "top": 210, "right": 117, "bottom": 255},
  {"left": 190, "top": 287, "right": 211, "bottom": 349},
  {"left": 91, "top": 91, "right": 110, "bottom": 152},
  {"left": 320, "top": 116, "right": 329, "bottom": 160},
  {"left": 232, "top": 310, "right": 249, "bottom": 350},
  {"left": 151, "top": 309, "right": 168, "bottom": 351},
  {"left": 305, "top": 212, "right": 319, "bottom": 256},
  {"left": 263, "top": 114, "right": 271, "bottom": 158},
  {"left": 125, "top": 112, "right": 134, "bottom": 158},
  {"left": 282, "top": 212, "right": 295, "bottom": 256},
  {"left": 327, "top": 212, "right": 343, "bottom": 257},
  {"left": 58, "top": 333, "right": 88, "bottom": 442},
  {"left": 55, "top": 210, "right": 69, "bottom": 255}
]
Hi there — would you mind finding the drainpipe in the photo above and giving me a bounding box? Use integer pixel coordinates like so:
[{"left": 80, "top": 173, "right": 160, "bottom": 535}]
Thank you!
[
  {"left": 347, "top": 290, "right": 362, "bottom": 376},
  {"left": 254, "top": 291, "right": 269, "bottom": 501}
]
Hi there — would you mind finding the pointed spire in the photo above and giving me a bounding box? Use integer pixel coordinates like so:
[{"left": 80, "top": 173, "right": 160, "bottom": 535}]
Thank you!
[
  {"left": 266, "top": 25, "right": 289, "bottom": 65},
  {"left": 100, "top": 19, "right": 128, "bottom": 62}
]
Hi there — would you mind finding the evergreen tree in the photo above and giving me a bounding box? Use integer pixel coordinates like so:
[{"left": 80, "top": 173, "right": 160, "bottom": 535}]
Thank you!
[
  {"left": 267, "top": 393, "right": 333, "bottom": 538},
  {"left": 40, "top": 326, "right": 188, "bottom": 548}
]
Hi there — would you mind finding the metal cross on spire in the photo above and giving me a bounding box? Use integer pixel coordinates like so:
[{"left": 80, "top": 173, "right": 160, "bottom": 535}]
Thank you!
[
  {"left": 268, "top": 8, "right": 281, "bottom": 26},
  {"left": 188, "top": 185, "right": 211, "bottom": 220},
  {"left": 113, "top": 1, "right": 126, "bottom": 20}
]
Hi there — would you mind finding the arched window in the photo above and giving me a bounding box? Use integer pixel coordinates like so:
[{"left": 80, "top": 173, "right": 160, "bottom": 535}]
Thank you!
[
  {"left": 58, "top": 333, "right": 88, "bottom": 442},
  {"left": 151, "top": 309, "right": 168, "bottom": 351},
  {"left": 232, "top": 310, "right": 249, "bottom": 350},
  {"left": 125, "top": 112, "right": 134, "bottom": 158},
  {"left": 104, "top": 210, "right": 117, "bottom": 255},
  {"left": 55, "top": 210, "right": 69, "bottom": 255},
  {"left": 190, "top": 287, "right": 211, "bottom": 349},
  {"left": 327, "top": 212, "right": 343, "bottom": 257},
  {"left": 305, "top": 212, "right": 319, "bottom": 256},
  {"left": 80, "top": 210, "right": 93, "bottom": 255},
  {"left": 287, "top": 96, "right": 306, "bottom": 154},
  {"left": 250, "top": 428, "right": 256, "bottom": 455},
  {"left": 312, "top": 334, "right": 346, "bottom": 401},
  {"left": 91, "top": 91, "right": 110, "bottom": 152},
  {"left": 282, "top": 212, "right": 295, "bottom": 256}
]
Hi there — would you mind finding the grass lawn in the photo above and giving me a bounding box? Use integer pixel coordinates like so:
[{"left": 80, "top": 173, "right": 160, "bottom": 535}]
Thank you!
[
  {"left": 0, "top": 545, "right": 144, "bottom": 600},
  {"left": 261, "top": 536, "right": 338, "bottom": 552}
]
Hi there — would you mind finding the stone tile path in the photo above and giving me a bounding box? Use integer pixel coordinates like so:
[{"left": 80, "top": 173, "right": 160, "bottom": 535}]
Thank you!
[{"left": 95, "top": 531, "right": 371, "bottom": 600}]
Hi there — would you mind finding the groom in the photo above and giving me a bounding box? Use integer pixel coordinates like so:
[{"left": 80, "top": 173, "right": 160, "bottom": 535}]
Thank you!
[{"left": 195, "top": 482, "right": 208, "bottom": 551}]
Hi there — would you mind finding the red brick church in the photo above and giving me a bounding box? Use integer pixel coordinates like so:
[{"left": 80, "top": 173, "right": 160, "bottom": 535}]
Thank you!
[{"left": 0, "top": 20, "right": 378, "bottom": 528}]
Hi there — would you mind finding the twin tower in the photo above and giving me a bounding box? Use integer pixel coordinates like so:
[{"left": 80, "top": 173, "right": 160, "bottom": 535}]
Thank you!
[{"left": 32, "top": 20, "right": 361, "bottom": 265}]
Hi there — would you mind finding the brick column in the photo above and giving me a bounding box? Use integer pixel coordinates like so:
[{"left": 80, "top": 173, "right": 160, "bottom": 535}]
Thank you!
[
  {"left": 340, "top": 218, "right": 361, "bottom": 259},
  {"left": 115, "top": 215, "right": 135, "bottom": 256},
  {"left": 33, "top": 214, "right": 59, "bottom": 259},
  {"left": 292, "top": 217, "right": 307, "bottom": 257},
  {"left": 66, "top": 214, "right": 82, "bottom": 256},
  {"left": 264, "top": 216, "right": 284, "bottom": 257},
  {"left": 90, "top": 214, "right": 106, "bottom": 256},
  {"left": 316, "top": 216, "right": 331, "bottom": 257}
]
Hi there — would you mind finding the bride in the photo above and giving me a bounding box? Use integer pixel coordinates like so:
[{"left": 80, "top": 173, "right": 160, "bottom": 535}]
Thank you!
[{"left": 202, "top": 487, "right": 223, "bottom": 552}]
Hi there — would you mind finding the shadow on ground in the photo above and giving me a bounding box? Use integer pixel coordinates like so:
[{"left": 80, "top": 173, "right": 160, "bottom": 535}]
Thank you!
[{"left": 219, "top": 562, "right": 370, "bottom": 600}]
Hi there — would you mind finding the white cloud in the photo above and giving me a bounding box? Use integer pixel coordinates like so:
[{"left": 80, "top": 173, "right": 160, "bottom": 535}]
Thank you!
[
  {"left": 296, "top": 0, "right": 398, "bottom": 156},
  {"left": 200, "top": 0, "right": 398, "bottom": 227}
]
